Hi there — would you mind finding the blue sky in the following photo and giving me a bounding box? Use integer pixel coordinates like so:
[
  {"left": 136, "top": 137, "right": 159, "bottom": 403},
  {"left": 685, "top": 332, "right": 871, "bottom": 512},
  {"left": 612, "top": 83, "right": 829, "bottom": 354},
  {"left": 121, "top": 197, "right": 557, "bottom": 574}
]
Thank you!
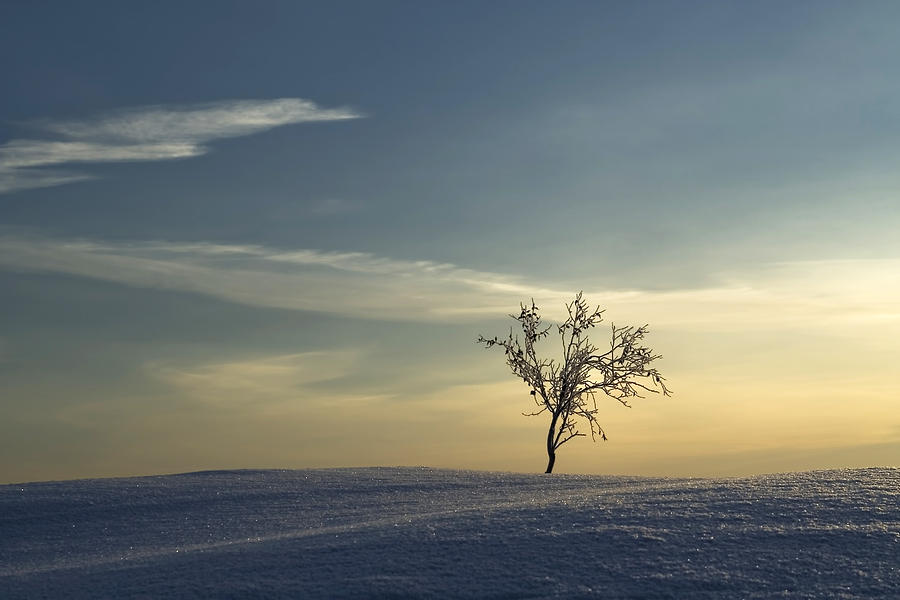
[{"left": 2, "top": 1, "right": 899, "bottom": 482}]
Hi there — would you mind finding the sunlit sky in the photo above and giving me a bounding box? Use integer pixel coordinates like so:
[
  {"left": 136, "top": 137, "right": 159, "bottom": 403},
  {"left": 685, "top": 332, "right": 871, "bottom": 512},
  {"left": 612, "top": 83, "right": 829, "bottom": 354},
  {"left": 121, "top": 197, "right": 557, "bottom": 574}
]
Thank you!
[{"left": 2, "top": 1, "right": 899, "bottom": 483}]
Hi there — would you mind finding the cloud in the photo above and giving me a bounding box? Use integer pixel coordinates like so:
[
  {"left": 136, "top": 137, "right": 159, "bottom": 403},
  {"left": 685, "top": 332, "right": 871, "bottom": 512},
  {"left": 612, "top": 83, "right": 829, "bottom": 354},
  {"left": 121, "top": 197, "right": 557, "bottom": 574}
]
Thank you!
[
  {"left": 149, "top": 351, "right": 365, "bottom": 407},
  {"left": 0, "top": 168, "right": 96, "bottom": 195},
  {"left": 1, "top": 234, "right": 899, "bottom": 331},
  {"left": 0, "top": 98, "right": 361, "bottom": 194},
  {"left": 0, "top": 234, "right": 567, "bottom": 321},
  {"left": 144, "top": 350, "right": 395, "bottom": 421},
  {"left": 0, "top": 140, "right": 203, "bottom": 169}
]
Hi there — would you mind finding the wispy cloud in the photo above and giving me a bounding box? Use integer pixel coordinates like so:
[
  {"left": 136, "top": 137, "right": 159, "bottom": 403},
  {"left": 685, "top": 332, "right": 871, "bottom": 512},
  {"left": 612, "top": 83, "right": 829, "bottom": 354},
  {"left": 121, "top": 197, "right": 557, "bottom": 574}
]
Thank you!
[
  {"left": 0, "top": 98, "right": 361, "bottom": 194},
  {"left": 148, "top": 350, "right": 374, "bottom": 412},
  {"left": 1, "top": 234, "right": 898, "bottom": 330},
  {"left": 0, "top": 168, "right": 95, "bottom": 196}
]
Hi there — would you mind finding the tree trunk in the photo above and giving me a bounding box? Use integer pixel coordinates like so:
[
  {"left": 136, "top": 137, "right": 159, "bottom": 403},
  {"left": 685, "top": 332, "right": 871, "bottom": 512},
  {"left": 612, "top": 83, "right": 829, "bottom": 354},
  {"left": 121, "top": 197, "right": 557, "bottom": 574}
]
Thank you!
[{"left": 545, "top": 412, "right": 559, "bottom": 474}]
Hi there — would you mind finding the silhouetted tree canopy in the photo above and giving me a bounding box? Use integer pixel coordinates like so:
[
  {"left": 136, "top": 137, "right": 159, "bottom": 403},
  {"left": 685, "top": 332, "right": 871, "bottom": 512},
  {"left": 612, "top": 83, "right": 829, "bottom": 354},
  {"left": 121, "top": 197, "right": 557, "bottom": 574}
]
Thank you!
[{"left": 478, "top": 293, "right": 670, "bottom": 473}]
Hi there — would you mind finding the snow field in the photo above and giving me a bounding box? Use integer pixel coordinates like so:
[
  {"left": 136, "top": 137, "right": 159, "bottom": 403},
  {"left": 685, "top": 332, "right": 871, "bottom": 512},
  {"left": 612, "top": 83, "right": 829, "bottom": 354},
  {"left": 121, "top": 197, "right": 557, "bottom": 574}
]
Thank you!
[{"left": 1, "top": 467, "right": 898, "bottom": 598}]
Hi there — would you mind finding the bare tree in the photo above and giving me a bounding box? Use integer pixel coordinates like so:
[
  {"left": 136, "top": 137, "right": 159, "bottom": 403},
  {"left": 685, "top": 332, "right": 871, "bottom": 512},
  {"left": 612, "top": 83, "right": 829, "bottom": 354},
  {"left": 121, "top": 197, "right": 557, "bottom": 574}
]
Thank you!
[{"left": 477, "top": 293, "right": 670, "bottom": 473}]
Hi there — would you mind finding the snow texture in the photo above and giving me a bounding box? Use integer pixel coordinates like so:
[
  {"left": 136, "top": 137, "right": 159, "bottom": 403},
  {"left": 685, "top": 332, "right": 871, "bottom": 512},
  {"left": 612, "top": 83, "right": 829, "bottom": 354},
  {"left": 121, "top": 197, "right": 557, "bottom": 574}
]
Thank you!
[{"left": 1, "top": 467, "right": 898, "bottom": 598}]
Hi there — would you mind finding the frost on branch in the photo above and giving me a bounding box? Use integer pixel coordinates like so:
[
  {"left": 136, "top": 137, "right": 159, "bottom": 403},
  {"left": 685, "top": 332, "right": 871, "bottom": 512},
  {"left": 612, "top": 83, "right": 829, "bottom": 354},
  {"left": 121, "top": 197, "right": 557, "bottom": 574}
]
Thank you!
[{"left": 477, "top": 292, "right": 670, "bottom": 473}]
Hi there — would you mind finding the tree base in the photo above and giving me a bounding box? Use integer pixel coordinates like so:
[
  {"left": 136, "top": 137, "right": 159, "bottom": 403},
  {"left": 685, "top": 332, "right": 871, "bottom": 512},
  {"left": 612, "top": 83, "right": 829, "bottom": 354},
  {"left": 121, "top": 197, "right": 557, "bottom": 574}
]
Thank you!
[{"left": 545, "top": 453, "right": 556, "bottom": 474}]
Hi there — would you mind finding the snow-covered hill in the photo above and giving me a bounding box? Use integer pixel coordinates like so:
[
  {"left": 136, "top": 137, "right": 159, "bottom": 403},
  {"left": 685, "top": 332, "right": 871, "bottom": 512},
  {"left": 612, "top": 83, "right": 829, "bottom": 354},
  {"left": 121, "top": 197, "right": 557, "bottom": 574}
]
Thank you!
[{"left": 1, "top": 467, "right": 898, "bottom": 598}]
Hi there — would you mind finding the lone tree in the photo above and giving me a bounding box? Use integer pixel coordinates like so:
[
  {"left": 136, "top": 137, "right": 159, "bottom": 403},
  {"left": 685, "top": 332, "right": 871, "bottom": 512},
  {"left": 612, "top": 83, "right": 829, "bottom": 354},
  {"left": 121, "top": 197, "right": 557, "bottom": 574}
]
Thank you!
[{"left": 477, "top": 293, "right": 670, "bottom": 473}]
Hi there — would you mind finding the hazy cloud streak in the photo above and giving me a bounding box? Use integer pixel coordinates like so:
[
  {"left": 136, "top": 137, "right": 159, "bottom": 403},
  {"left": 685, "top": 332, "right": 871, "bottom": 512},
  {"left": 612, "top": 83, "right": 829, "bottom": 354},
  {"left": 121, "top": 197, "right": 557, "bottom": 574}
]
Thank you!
[
  {"left": 0, "top": 98, "right": 361, "bottom": 194},
  {"left": 149, "top": 350, "right": 370, "bottom": 409},
  {"left": 1, "top": 234, "right": 898, "bottom": 330}
]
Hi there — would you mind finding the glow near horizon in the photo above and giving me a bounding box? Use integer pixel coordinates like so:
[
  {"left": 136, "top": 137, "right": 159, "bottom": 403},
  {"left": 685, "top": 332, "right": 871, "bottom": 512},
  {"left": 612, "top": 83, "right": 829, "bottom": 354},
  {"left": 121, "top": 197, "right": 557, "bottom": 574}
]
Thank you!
[{"left": 1, "top": 232, "right": 898, "bottom": 482}]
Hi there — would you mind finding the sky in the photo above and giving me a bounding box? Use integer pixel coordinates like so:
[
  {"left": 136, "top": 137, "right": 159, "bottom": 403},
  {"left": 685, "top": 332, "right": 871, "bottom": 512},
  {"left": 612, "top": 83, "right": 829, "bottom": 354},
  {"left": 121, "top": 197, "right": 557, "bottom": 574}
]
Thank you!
[{"left": 1, "top": 1, "right": 899, "bottom": 483}]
